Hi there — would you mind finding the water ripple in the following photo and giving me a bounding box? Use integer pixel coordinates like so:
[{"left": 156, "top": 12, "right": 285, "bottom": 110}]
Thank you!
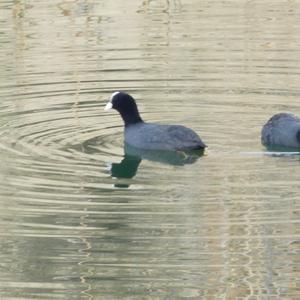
[{"left": 1, "top": 0, "right": 300, "bottom": 299}]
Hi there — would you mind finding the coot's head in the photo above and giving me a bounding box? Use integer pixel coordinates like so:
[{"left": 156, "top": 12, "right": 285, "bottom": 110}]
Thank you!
[{"left": 105, "top": 91, "right": 143, "bottom": 126}]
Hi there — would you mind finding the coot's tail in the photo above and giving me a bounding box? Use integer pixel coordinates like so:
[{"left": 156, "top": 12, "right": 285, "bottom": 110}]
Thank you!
[
  {"left": 186, "top": 141, "right": 207, "bottom": 151},
  {"left": 194, "top": 140, "right": 207, "bottom": 149}
]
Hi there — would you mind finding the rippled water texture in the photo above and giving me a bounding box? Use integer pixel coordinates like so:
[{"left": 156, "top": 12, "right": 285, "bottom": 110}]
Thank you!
[{"left": 1, "top": 1, "right": 300, "bottom": 299}]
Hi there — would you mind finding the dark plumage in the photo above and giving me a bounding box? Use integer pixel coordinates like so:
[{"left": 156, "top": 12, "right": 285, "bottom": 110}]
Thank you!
[
  {"left": 261, "top": 113, "right": 300, "bottom": 148},
  {"left": 105, "top": 91, "right": 206, "bottom": 151}
]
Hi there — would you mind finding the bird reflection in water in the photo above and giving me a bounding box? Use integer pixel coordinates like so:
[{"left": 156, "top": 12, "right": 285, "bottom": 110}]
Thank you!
[
  {"left": 81, "top": 139, "right": 204, "bottom": 188},
  {"left": 109, "top": 144, "right": 204, "bottom": 188}
]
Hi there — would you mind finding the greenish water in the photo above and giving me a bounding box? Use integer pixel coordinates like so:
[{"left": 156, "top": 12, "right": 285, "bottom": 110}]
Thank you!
[{"left": 0, "top": 1, "right": 299, "bottom": 299}]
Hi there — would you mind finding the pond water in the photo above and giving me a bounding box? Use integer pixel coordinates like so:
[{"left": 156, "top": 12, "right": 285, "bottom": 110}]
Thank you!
[{"left": 0, "top": 0, "right": 300, "bottom": 299}]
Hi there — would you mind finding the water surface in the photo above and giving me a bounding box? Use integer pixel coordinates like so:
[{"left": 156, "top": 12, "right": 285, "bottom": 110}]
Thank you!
[{"left": 0, "top": 0, "right": 299, "bottom": 299}]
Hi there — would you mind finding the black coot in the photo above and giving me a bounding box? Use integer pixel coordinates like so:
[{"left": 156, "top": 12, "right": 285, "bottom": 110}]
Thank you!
[
  {"left": 261, "top": 113, "right": 300, "bottom": 148},
  {"left": 105, "top": 91, "right": 206, "bottom": 151}
]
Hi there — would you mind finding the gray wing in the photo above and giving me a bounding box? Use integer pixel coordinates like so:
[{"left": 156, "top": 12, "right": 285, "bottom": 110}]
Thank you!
[
  {"left": 166, "top": 125, "right": 206, "bottom": 149},
  {"left": 143, "top": 124, "right": 205, "bottom": 149}
]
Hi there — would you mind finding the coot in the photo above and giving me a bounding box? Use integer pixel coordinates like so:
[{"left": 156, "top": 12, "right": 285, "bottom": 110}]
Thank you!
[
  {"left": 261, "top": 113, "right": 300, "bottom": 148},
  {"left": 104, "top": 91, "right": 206, "bottom": 151}
]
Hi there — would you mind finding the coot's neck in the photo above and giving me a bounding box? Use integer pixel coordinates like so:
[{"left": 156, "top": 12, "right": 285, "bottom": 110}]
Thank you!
[{"left": 120, "top": 110, "right": 143, "bottom": 127}]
